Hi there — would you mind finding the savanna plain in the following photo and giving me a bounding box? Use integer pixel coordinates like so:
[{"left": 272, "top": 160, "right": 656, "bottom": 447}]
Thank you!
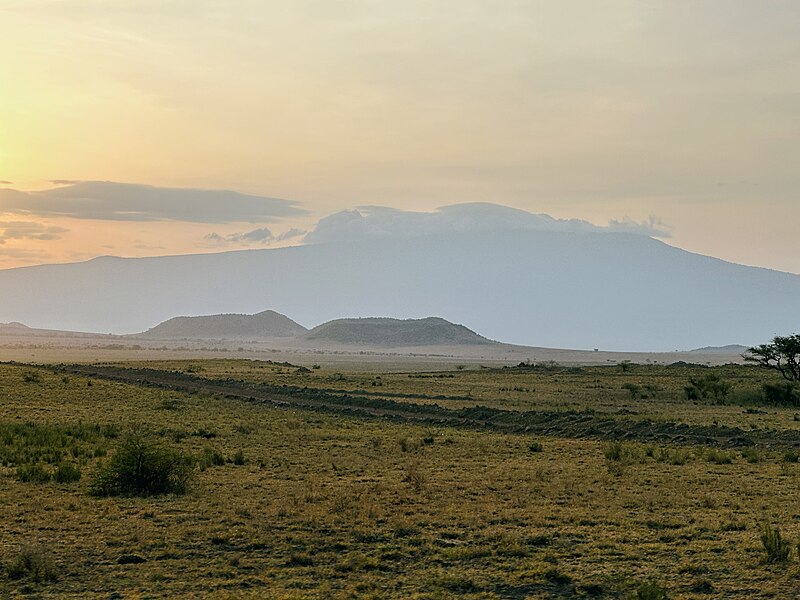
[{"left": 2, "top": 357, "right": 800, "bottom": 598}]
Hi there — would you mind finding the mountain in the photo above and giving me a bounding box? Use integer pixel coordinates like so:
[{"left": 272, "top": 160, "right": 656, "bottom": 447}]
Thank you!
[
  {"left": 303, "top": 317, "right": 492, "bottom": 347},
  {"left": 1, "top": 230, "right": 799, "bottom": 351},
  {"left": 138, "top": 310, "right": 307, "bottom": 339}
]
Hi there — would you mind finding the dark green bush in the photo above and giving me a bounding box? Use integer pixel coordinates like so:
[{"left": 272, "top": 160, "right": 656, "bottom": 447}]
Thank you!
[
  {"left": 91, "top": 434, "right": 194, "bottom": 496},
  {"left": 684, "top": 374, "right": 731, "bottom": 403},
  {"left": 762, "top": 383, "right": 800, "bottom": 407},
  {"left": 53, "top": 462, "right": 81, "bottom": 483}
]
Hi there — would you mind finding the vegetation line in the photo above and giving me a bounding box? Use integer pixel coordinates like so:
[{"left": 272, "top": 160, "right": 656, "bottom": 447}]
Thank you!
[{"left": 22, "top": 362, "right": 800, "bottom": 449}]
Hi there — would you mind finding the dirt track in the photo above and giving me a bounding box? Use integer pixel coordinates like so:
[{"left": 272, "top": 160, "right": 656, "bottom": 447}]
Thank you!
[{"left": 41, "top": 363, "right": 800, "bottom": 449}]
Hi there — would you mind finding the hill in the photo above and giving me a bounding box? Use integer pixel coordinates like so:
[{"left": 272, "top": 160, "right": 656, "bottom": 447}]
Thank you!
[
  {"left": 2, "top": 230, "right": 800, "bottom": 350},
  {"left": 303, "top": 317, "right": 492, "bottom": 347},
  {"left": 138, "top": 310, "right": 307, "bottom": 340}
]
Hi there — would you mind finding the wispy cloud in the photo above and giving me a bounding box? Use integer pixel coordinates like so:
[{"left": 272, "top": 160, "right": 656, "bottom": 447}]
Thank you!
[
  {"left": 0, "top": 181, "right": 306, "bottom": 224},
  {"left": 0, "top": 221, "right": 69, "bottom": 243},
  {"left": 305, "top": 203, "right": 672, "bottom": 245},
  {"left": 275, "top": 228, "right": 306, "bottom": 241},
  {"left": 202, "top": 227, "right": 274, "bottom": 247}
]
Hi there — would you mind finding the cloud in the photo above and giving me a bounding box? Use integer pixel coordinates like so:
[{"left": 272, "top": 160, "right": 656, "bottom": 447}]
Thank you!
[
  {"left": 0, "top": 221, "right": 69, "bottom": 243},
  {"left": 0, "top": 181, "right": 306, "bottom": 223},
  {"left": 607, "top": 216, "right": 671, "bottom": 237},
  {"left": 202, "top": 227, "right": 274, "bottom": 247},
  {"left": 275, "top": 228, "right": 306, "bottom": 241},
  {"left": 304, "top": 203, "right": 671, "bottom": 245}
]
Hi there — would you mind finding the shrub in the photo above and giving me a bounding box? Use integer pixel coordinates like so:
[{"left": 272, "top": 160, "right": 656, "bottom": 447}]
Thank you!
[
  {"left": 783, "top": 449, "right": 800, "bottom": 463},
  {"left": 232, "top": 450, "right": 246, "bottom": 465},
  {"left": 404, "top": 463, "right": 426, "bottom": 492},
  {"left": 22, "top": 371, "right": 41, "bottom": 383},
  {"left": 684, "top": 374, "right": 731, "bottom": 403},
  {"left": 603, "top": 441, "right": 640, "bottom": 463},
  {"left": 706, "top": 449, "right": 733, "bottom": 465},
  {"left": 762, "top": 383, "right": 800, "bottom": 407},
  {"left": 91, "top": 434, "right": 194, "bottom": 496},
  {"left": 528, "top": 441, "right": 543, "bottom": 452},
  {"left": 6, "top": 545, "right": 58, "bottom": 582},
  {"left": 53, "top": 462, "right": 81, "bottom": 483},
  {"left": 760, "top": 524, "right": 791, "bottom": 563},
  {"left": 16, "top": 463, "right": 52, "bottom": 483},
  {"left": 198, "top": 447, "right": 225, "bottom": 470},
  {"left": 633, "top": 580, "right": 669, "bottom": 599},
  {"left": 741, "top": 447, "right": 763, "bottom": 464},
  {"left": 622, "top": 383, "right": 642, "bottom": 399}
]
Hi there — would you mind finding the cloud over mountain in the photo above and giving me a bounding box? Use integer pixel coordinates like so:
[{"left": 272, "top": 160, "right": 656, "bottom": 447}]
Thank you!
[
  {"left": 0, "top": 221, "right": 68, "bottom": 244},
  {"left": 304, "top": 203, "right": 670, "bottom": 244},
  {"left": 0, "top": 181, "right": 306, "bottom": 224}
]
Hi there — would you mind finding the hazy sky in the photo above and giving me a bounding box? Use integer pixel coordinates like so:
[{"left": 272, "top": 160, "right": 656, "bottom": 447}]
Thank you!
[{"left": 1, "top": 1, "right": 798, "bottom": 271}]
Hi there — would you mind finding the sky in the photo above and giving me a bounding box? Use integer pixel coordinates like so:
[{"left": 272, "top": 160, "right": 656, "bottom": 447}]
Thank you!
[{"left": 0, "top": 1, "right": 798, "bottom": 272}]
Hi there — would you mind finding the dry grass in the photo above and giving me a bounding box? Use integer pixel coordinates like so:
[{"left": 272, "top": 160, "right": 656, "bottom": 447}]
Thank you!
[{"left": 0, "top": 362, "right": 799, "bottom": 597}]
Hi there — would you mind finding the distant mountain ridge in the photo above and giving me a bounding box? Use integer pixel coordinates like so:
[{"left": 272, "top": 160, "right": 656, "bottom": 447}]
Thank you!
[
  {"left": 303, "top": 317, "right": 492, "bottom": 347},
  {"left": 138, "top": 310, "right": 307, "bottom": 339},
  {"left": 2, "top": 229, "right": 799, "bottom": 350}
]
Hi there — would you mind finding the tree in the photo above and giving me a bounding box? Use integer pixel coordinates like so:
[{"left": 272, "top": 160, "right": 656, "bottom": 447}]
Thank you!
[{"left": 744, "top": 334, "right": 800, "bottom": 382}]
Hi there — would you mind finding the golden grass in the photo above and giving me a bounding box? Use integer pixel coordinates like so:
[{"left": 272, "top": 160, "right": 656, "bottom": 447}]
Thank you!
[{"left": 0, "top": 362, "right": 799, "bottom": 597}]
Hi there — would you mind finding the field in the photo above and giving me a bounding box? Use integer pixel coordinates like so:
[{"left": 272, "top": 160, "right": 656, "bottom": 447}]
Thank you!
[{"left": 2, "top": 358, "right": 800, "bottom": 598}]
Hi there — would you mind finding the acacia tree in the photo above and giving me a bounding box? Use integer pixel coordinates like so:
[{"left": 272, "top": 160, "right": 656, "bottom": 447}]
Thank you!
[{"left": 744, "top": 334, "right": 800, "bottom": 382}]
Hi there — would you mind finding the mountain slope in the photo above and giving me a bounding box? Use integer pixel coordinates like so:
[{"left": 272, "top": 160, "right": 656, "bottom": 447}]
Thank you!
[
  {"left": 304, "top": 317, "right": 492, "bottom": 347},
  {"left": 138, "top": 310, "right": 307, "bottom": 339},
  {"left": 1, "top": 231, "right": 799, "bottom": 351}
]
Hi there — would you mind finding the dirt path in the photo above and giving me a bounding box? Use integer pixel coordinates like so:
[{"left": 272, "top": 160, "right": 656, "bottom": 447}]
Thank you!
[{"left": 40, "top": 363, "right": 800, "bottom": 448}]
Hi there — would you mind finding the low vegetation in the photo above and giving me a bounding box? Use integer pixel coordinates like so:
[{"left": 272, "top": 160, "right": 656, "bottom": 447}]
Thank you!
[{"left": 1, "top": 360, "right": 800, "bottom": 597}]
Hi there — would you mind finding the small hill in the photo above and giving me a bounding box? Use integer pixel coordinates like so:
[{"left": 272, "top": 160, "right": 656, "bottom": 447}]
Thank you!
[
  {"left": 0, "top": 322, "right": 30, "bottom": 330},
  {"left": 303, "top": 317, "right": 493, "bottom": 347},
  {"left": 689, "top": 344, "right": 749, "bottom": 355},
  {"left": 138, "top": 310, "right": 307, "bottom": 340}
]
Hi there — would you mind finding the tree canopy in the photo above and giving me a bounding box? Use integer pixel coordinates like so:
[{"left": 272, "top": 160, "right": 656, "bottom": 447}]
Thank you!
[{"left": 744, "top": 334, "right": 800, "bottom": 382}]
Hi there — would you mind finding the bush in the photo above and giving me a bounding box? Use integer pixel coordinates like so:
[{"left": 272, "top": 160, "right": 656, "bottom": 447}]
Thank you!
[
  {"left": 783, "top": 449, "right": 800, "bottom": 463},
  {"left": 706, "top": 449, "right": 733, "bottom": 465},
  {"left": 22, "top": 371, "right": 41, "bottom": 384},
  {"left": 528, "top": 441, "right": 543, "bottom": 452},
  {"left": 741, "top": 447, "right": 763, "bottom": 464},
  {"left": 762, "top": 383, "right": 800, "bottom": 407},
  {"left": 6, "top": 545, "right": 58, "bottom": 582},
  {"left": 633, "top": 580, "right": 669, "bottom": 599},
  {"left": 91, "top": 434, "right": 194, "bottom": 496},
  {"left": 198, "top": 447, "right": 225, "bottom": 470},
  {"left": 760, "top": 524, "right": 791, "bottom": 563},
  {"left": 622, "top": 383, "right": 642, "bottom": 399},
  {"left": 53, "top": 462, "right": 81, "bottom": 483},
  {"left": 16, "top": 463, "right": 52, "bottom": 483},
  {"left": 684, "top": 374, "right": 731, "bottom": 403}
]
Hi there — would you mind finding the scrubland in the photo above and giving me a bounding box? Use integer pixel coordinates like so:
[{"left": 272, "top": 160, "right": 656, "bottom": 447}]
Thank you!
[{"left": 1, "top": 359, "right": 800, "bottom": 598}]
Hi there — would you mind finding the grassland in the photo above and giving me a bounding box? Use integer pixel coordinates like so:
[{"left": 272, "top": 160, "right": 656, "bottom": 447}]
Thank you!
[{"left": 2, "top": 359, "right": 800, "bottom": 598}]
